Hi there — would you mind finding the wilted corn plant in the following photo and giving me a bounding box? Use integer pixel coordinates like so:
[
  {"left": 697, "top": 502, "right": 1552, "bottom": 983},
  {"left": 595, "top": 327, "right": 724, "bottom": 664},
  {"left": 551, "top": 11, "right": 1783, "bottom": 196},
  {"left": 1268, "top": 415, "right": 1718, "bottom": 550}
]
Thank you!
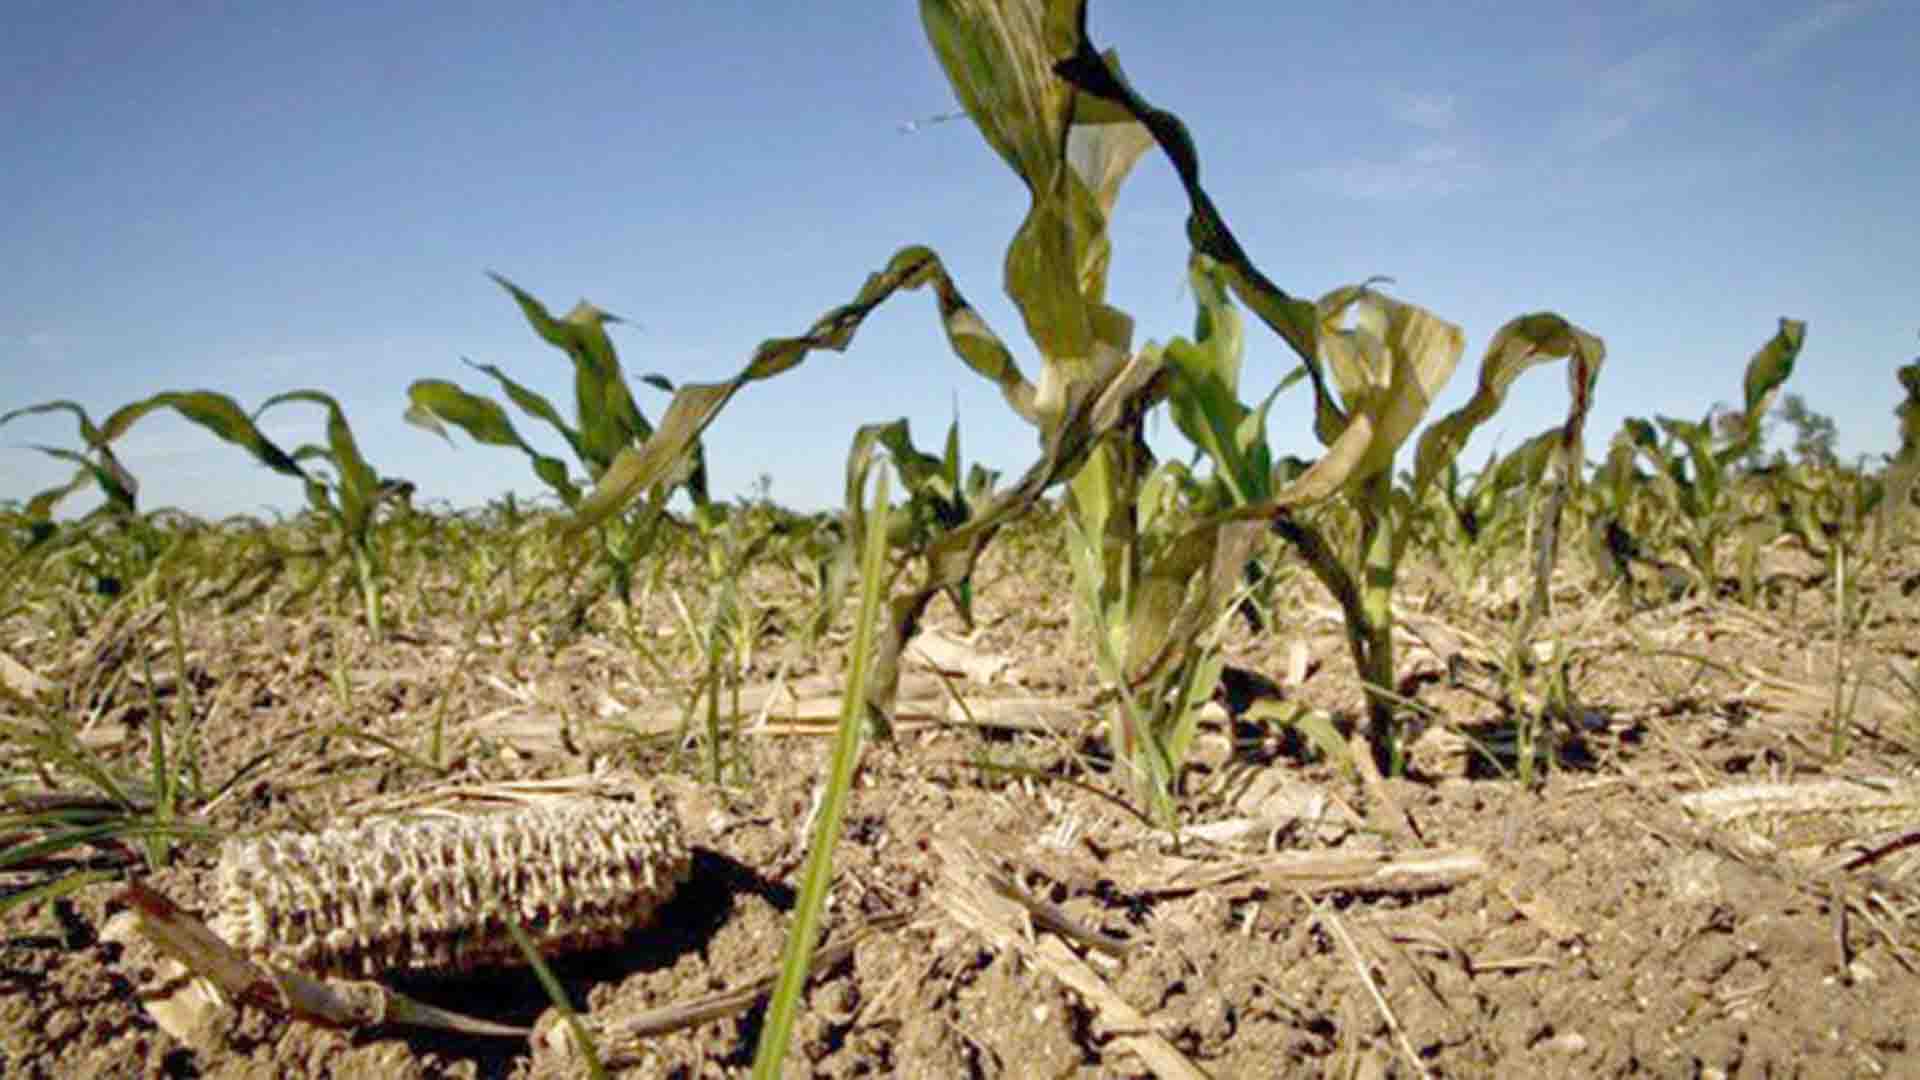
[
  {"left": 1772, "top": 361, "right": 1920, "bottom": 564},
  {"left": 1420, "top": 435, "right": 1560, "bottom": 598},
  {"left": 1043, "top": 8, "right": 1608, "bottom": 776},
  {"left": 666, "top": 500, "right": 782, "bottom": 782},
  {"left": 538, "top": 0, "right": 1604, "bottom": 795},
  {"left": 403, "top": 273, "right": 709, "bottom": 609},
  {"left": 1, "top": 391, "right": 404, "bottom": 636},
  {"left": 844, "top": 414, "right": 1000, "bottom": 631},
  {"left": 1885, "top": 360, "right": 1920, "bottom": 535},
  {"left": 1, "top": 400, "right": 178, "bottom": 600},
  {"left": 1591, "top": 318, "right": 1805, "bottom": 604}
]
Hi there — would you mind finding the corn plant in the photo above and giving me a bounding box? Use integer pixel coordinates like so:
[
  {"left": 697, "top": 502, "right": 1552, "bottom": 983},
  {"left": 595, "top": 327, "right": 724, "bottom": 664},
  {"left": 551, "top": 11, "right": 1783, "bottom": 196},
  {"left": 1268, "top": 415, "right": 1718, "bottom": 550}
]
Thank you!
[
  {"left": 1, "top": 391, "right": 405, "bottom": 634},
  {"left": 663, "top": 501, "right": 780, "bottom": 782},
  {"left": 1880, "top": 360, "right": 1920, "bottom": 538},
  {"left": 403, "top": 274, "right": 707, "bottom": 607},
  {"left": 764, "top": 509, "right": 851, "bottom": 652},
  {"left": 1420, "top": 435, "right": 1556, "bottom": 595},
  {"left": 1763, "top": 363, "right": 1918, "bottom": 611},
  {"left": 1, "top": 401, "right": 162, "bottom": 600},
  {"left": 843, "top": 414, "right": 998, "bottom": 635},
  {"left": 1021, "top": 9, "right": 1603, "bottom": 779},
  {"left": 1600, "top": 318, "right": 1805, "bottom": 599},
  {"left": 252, "top": 390, "right": 402, "bottom": 639},
  {"left": 0, "top": 401, "right": 143, "bottom": 526}
]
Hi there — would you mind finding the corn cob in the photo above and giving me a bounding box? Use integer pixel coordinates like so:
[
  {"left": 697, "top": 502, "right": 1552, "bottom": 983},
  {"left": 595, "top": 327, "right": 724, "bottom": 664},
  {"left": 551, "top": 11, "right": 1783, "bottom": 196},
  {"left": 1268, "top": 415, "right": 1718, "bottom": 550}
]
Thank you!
[{"left": 210, "top": 794, "right": 688, "bottom": 978}]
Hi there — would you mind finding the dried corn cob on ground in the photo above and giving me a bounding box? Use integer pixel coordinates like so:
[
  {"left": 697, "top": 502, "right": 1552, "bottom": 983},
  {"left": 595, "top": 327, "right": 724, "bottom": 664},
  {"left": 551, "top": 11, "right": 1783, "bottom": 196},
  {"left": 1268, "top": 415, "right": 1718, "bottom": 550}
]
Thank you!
[{"left": 210, "top": 793, "right": 689, "bottom": 978}]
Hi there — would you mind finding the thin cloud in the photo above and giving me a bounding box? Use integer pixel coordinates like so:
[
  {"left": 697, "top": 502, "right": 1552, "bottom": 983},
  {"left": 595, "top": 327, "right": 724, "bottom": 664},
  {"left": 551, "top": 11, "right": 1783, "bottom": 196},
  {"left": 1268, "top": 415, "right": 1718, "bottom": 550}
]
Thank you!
[
  {"left": 1561, "top": 42, "right": 1698, "bottom": 151},
  {"left": 1299, "top": 142, "right": 1486, "bottom": 202},
  {"left": 1, "top": 330, "right": 64, "bottom": 350},
  {"left": 1751, "top": 0, "right": 1874, "bottom": 68},
  {"left": 1390, "top": 92, "right": 1457, "bottom": 133},
  {"left": 1298, "top": 92, "right": 1482, "bottom": 202}
]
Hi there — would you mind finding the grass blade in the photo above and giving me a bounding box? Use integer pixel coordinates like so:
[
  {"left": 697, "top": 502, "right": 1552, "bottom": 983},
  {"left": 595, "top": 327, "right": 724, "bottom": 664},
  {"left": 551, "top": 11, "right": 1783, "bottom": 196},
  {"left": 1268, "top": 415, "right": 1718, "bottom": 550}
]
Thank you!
[{"left": 751, "top": 472, "right": 891, "bottom": 1079}]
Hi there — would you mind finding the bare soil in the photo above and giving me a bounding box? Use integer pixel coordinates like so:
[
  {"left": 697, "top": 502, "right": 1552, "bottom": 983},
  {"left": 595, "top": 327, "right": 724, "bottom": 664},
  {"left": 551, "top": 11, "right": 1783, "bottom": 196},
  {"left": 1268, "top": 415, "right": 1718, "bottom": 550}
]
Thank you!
[{"left": 5, "top": 538, "right": 1919, "bottom": 1077}]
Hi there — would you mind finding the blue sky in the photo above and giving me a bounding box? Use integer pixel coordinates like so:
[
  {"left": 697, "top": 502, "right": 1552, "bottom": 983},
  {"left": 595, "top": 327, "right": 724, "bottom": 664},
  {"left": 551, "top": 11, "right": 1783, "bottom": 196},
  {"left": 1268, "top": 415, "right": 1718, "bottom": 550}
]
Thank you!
[{"left": 4, "top": 2, "right": 1915, "bottom": 518}]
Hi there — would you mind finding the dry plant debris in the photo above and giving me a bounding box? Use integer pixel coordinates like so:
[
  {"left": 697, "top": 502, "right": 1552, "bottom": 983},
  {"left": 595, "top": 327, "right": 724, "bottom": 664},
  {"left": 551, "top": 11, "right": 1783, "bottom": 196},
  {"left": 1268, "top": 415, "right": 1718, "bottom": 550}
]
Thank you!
[{"left": 212, "top": 793, "right": 688, "bottom": 978}]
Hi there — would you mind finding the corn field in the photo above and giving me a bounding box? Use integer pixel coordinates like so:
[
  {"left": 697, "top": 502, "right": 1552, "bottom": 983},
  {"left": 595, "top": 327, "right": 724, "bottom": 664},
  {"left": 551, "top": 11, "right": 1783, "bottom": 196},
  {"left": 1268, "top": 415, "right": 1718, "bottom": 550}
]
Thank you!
[{"left": 5, "top": 2, "right": 1920, "bottom": 1076}]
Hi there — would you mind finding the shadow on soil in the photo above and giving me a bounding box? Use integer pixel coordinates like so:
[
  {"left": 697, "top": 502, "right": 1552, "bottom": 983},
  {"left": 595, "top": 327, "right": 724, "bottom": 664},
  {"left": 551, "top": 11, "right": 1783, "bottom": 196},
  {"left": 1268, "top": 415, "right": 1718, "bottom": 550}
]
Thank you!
[{"left": 370, "top": 847, "right": 794, "bottom": 1076}]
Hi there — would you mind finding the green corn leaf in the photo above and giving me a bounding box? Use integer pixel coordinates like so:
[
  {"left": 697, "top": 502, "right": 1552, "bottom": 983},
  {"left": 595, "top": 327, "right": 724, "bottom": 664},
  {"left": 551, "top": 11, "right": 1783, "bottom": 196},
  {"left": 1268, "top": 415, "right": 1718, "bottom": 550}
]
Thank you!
[
  {"left": 851, "top": 417, "right": 977, "bottom": 618},
  {"left": 1, "top": 402, "right": 134, "bottom": 510},
  {"left": 462, "top": 359, "right": 589, "bottom": 463},
  {"left": 403, "top": 378, "right": 581, "bottom": 506},
  {"left": 942, "top": 416, "right": 963, "bottom": 499},
  {"left": 8, "top": 390, "right": 305, "bottom": 519},
  {"left": 0, "top": 869, "right": 118, "bottom": 918},
  {"left": 1136, "top": 459, "right": 1190, "bottom": 538},
  {"left": 571, "top": 246, "right": 1035, "bottom": 533},
  {"left": 403, "top": 378, "right": 522, "bottom": 447},
  {"left": 843, "top": 423, "right": 891, "bottom": 543},
  {"left": 23, "top": 446, "right": 137, "bottom": 516},
  {"left": 875, "top": 420, "right": 952, "bottom": 506},
  {"left": 1713, "top": 317, "right": 1806, "bottom": 468},
  {"left": 491, "top": 272, "right": 656, "bottom": 470},
  {"left": 1742, "top": 318, "right": 1807, "bottom": 426},
  {"left": 1244, "top": 698, "right": 1351, "bottom": 771},
  {"left": 22, "top": 467, "right": 98, "bottom": 523},
  {"left": 631, "top": 372, "right": 711, "bottom": 509},
  {"left": 257, "top": 390, "right": 380, "bottom": 538},
  {"left": 1162, "top": 257, "right": 1259, "bottom": 503},
  {"left": 103, "top": 391, "right": 307, "bottom": 479},
  {"left": 0, "top": 399, "right": 110, "bottom": 446},
  {"left": 488, "top": 273, "right": 651, "bottom": 474},
  {"left": 1657, "top": 415, "right": 1721, "bottom": 514},
  {"left": 1622, "top": 416, "right": 1659, "bottom": 452}
]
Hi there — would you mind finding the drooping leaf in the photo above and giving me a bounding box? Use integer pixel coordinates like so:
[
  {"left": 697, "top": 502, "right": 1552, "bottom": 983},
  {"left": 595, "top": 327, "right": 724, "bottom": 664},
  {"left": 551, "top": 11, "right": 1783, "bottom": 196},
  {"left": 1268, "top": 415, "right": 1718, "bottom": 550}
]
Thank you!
[
  {"left": 403, "top": 379, "right": 581, "bottom": 506},
  {"left": 571, "top": 246, "right": 1037, "bottom": 533},
  {"left": 1315, "top": 284, "right": 1465, "bottom": 487},
  {"left": 22, "top": 446, "right": 136, "bottom": 516},
  {"left": 921, "top": 0, "right": 1150, "bottom": 424},
  {"left": 1, "top": 400, "right": 107, "bottom": 445},
  {"left": 23, "top": 467, "right": 98, "bottom": 524},
  {"left": 462, "top": 359, "right": 588, "bottom": 463},
  {"left": 2, "top": 400, "right": 142, "bottom": 508},
  {"left": 1708, "top": 317, "right": 1806, "bottom": 468},
  {"left": 1412, "top": 313, "right": 1606, "bottom": 500},
  {"left": 106, "top": 391, "right": 307, "bottom": 479},
  {"left": 1052, "top": 8, "right": 1339, "bottom": 443}
]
